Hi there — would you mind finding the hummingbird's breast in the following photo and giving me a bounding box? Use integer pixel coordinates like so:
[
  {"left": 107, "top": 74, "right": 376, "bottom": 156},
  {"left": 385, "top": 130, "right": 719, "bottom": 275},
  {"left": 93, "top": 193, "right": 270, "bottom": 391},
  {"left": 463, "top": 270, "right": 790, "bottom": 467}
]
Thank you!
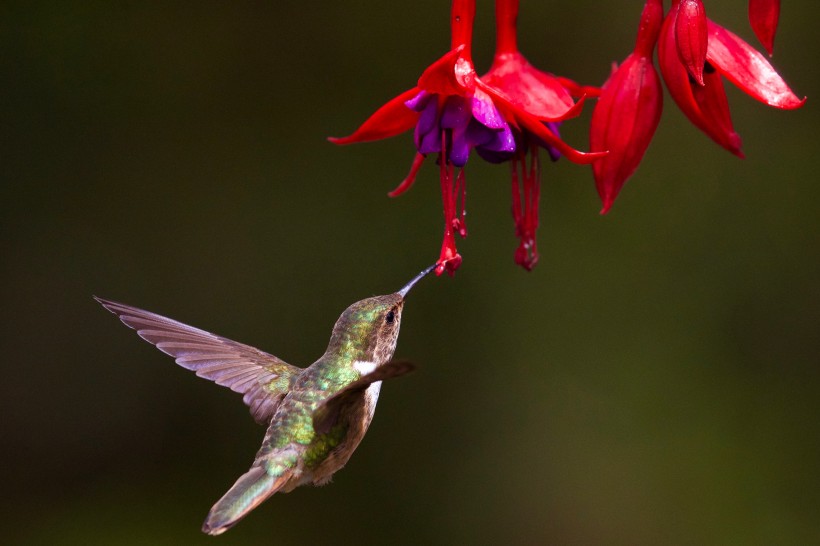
[
  {"left": 308, "top": 380, "right": 382, "bottom": 485},
  {"left": 257, "top": 358, "right": 379, "bottom": 487}
]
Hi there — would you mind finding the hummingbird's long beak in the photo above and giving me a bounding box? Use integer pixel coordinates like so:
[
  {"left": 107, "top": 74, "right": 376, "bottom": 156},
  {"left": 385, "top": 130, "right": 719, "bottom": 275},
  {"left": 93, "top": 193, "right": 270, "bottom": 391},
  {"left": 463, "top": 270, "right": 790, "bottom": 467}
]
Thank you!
[{"left": 397, "top": 264, "right": 437, "bottom": 298}]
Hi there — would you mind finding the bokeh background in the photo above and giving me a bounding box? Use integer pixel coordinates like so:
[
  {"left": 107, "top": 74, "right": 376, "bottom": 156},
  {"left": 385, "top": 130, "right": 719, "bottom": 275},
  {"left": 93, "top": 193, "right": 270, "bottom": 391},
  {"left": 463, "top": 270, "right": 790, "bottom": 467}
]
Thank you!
[{"left": 3, "top": 1, "right": 819, "bottom": 544}]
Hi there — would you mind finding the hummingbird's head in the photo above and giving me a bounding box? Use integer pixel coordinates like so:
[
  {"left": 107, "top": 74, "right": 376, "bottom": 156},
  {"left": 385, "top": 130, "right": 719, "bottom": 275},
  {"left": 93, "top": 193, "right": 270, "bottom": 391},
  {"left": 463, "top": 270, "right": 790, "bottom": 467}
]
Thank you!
[
  {"left": 326, "top": 265, "right": 435, "bottom": 366},
  {"left": 332, "top": 294, "right": 405, "bottom": 365}
]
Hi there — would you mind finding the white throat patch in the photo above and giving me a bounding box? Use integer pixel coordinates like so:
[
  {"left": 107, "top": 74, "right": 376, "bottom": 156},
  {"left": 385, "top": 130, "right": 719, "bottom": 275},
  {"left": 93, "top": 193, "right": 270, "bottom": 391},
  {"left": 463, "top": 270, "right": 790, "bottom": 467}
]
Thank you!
[{"left": 353, "top": 360, "right": 377, "bottom": 375}]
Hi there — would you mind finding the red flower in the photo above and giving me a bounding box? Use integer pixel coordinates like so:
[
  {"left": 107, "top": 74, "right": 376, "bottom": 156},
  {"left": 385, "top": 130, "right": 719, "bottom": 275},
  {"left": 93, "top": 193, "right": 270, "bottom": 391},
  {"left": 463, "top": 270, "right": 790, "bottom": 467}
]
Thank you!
[
  {"left": 749, "top": 0, "right": 780, "bottom": 56},
  {"left": 659, "top": 0, "right": 804, "bottom": 156},
  {"left": 589, "top": 0, "right": 664, "bottom": 214},
  {"left": 331, "top": 0, "right": 602, "bottom": 275},
  {"left": 479, "top": 0, "right": 596, "bottom": 270}
]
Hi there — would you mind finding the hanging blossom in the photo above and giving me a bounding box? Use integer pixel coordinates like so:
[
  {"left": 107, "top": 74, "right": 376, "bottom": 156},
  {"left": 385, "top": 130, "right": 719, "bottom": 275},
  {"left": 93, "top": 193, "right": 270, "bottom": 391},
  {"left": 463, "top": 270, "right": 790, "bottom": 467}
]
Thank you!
[
  {"left": 590, "top": 0, "right": 804, "bottom": 214},
  {"left": 331, "top": 0, "right": 804, "bottom": 269},
  {"left": 658, "top": 0, "right": 804, "bottom": 157},
  {"left": 479, "top": 0, "right": 598, "bottom": 269},
  {"left": 330, "top": 0, "right": 603, "bottom": 275},
  {"left": 590, "top": 0, "right": 664, "bottom": 214}
]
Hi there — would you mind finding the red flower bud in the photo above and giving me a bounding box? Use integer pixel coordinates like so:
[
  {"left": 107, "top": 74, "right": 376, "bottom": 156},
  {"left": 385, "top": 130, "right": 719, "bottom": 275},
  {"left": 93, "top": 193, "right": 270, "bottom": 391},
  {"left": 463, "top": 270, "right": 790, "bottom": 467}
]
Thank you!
[
  {"left": 660, "top": 3, "right": 804, "bottom": 156},
  {"left": 590, "top": 0, "right": 664, "bottom": 214},
  {"left": 660, "top": 4, "right": 742, "bottom": 155}
]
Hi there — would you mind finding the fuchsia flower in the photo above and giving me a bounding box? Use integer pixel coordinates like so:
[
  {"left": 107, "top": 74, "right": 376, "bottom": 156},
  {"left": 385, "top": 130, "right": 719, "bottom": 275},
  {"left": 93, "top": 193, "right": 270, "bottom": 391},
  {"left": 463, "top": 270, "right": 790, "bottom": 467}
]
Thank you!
[
  {"left": 749, "top": 0, "right": 780, "bottom": 55},
  {"left": 331, "top": 0, "right": 602, "bottom": 275},
  {"left": 331, "top": 0, "right": 805, "bottom": 270},
  {"left": 590, "top": 0, "right": 664, "bottom": 214},
  {"left": 480, "top": 0, "right": 595, "bottom": 270},
  {"left": 659, "top": 0, "right": 804, "bottom": 157},
  {"left": 591, "top": 0, "right": 804, "bottom": 213}
]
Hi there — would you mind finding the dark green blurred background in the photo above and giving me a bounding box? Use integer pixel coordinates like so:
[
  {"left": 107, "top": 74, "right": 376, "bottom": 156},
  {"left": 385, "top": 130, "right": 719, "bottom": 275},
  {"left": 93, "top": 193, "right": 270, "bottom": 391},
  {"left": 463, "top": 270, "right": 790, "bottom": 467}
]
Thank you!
[{"left": 3, "top": 1, "right": 818, "bottom": 544}]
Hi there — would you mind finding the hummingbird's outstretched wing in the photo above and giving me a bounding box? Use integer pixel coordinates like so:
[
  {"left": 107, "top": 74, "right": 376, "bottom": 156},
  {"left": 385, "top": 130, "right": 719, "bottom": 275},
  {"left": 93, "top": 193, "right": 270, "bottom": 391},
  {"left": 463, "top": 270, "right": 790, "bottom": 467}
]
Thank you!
[
  {"left": 313, "top": 360, "right": 416, "bottom": 434},
  {"left": 95, "top": 297, "right": 302, "bottom": 424}
]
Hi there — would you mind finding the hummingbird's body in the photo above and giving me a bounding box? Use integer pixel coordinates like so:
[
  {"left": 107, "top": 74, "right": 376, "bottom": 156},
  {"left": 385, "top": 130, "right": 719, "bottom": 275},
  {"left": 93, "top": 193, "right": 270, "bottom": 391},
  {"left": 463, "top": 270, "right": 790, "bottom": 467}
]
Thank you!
[{"left": 96, "top": 265, "right": 433, "bottom": 535}]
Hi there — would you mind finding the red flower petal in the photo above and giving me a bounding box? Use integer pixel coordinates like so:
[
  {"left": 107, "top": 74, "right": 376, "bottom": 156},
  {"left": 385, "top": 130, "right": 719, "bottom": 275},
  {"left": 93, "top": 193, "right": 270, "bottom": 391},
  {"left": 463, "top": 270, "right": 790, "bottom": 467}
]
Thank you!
[
  {"left": 329, "top": 87, "right": 421, "bottom": 145},
  {"left": 590, "top": 52, "right": 663, "bottom": 214},
  {"left": 483, "top": 51, "right": 579, "bottom": 121},
  {"left": 706, "top": 19, "right": 804, "bottom": 110},
  {"left": 675, "top": 0, "right": 708, "bottom": 86},
  {"left": 659, "top": 11, "right": 743, "bottom": 156},
  {"left": 749, "top": 0, "right": 780, "bottom": 56}
]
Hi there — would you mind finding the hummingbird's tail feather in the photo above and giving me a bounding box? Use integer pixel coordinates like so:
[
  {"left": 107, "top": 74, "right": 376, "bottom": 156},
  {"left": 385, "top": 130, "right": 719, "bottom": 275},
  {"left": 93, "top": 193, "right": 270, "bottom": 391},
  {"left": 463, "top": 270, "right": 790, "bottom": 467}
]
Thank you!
[{"left": 201, "top": 466, "right": 290, "bottom": 536}]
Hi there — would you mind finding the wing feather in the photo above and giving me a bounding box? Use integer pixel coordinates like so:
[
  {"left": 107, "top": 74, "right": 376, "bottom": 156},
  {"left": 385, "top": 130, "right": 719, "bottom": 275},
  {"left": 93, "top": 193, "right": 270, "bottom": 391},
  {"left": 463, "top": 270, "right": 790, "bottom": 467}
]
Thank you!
[{"left": 95, "top": 296, "right": 302, "bottom": 424}]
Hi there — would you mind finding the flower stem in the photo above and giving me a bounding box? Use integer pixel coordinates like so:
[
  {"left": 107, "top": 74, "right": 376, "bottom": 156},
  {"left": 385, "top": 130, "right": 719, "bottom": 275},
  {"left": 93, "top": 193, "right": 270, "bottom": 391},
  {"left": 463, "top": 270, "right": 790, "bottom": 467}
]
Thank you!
[
  {"left": 635, "top": 0, "right": 665, "bottom": 57},
  {"left": 451, "top": 0, "right": 476, "bottom": 59},
  {"left": 494, "top": 0, "right": 519, "bottom": 55}
]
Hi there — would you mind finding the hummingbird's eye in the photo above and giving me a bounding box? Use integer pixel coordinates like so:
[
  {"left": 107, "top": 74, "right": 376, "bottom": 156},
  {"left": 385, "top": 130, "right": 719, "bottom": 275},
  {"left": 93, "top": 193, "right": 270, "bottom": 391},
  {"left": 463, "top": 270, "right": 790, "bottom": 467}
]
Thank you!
[{"left": 385, "top": 310, "right": 395, "bottom": 324}]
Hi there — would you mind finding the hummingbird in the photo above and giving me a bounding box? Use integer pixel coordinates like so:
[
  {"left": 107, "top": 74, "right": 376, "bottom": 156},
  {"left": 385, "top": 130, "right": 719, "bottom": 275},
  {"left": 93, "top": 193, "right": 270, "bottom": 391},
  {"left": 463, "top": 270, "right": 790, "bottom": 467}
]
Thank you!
[{"left": 95, "top": 264, "right": 435, "bottom": 535}]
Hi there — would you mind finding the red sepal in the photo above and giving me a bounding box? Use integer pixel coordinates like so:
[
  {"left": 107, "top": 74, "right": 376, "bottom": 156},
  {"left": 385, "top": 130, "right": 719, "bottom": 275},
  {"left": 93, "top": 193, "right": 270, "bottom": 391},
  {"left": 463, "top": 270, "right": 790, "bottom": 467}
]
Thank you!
[
  {"left": 659, "top": 10, "right": 743, "bottom": 156},
  {"left": 418, "top": 46, "right": 474, "bottom": 96},
  {"left": 480, "top": 81, "right": 606, "bottom": 165},
  {"left": 388, "top": 153, "right": 426, "bottom": 197},
  {"left": 483, "top": 52, "right": 579, "bottom": 121},
  {"left": 675, "top": 0, "right": 708, "bottom": 86},
  {"left": 329, "top": 87, "right": 420, "bottom": 145},
  {"left": 706, "top": 19, "right": 804, "bottom": 110},
  {"left": 749, "top": 0, "right": 780, "bottom": 56},
  {"left": 557, "top": 77, "right": 602, "bottom": 98}
]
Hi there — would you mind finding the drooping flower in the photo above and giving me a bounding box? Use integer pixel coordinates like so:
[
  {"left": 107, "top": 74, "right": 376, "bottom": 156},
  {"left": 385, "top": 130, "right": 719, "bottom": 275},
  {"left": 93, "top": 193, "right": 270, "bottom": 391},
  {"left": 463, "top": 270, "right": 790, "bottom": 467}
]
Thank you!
[
  {"left": 749, "top": 0, "right": 780, "bottom": 56},
  {"left": 331, "top": 0, "right": 602, "bottom": 275},
  {"left": 659, "top": 0, "right": 804, "bottom": 156},
  {"left": 478, "top": 0, "right": 598, "bottom": 270},
  {"left": 589, "top": 0, "right": 664, "bottom": 214}
]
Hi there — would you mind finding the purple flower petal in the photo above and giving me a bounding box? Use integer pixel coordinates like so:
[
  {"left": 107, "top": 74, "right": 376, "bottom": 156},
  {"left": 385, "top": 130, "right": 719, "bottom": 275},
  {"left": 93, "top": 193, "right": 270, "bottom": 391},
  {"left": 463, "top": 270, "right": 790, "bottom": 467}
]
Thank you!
[
  {"left": 475, "top": 147, "right": 514, "bottom": 164},
  {"left": 471, "top": 89, "right": 507, "bottom": 129},
  {"left": 465, "top": 119, "right": 495, "bottom": 147},
  {"left": 473, "top": 124, "right": 517, "bottom": 164},
  {"left": 414, "top": 98, "right": 439, "bottom": 149},
  {"left": 449, "top": 126, "right": 471, "bottom": 167},
  {"left": 440, "top": 96, "right": 472, "bottom": 129},
  {"left": 528, "top": 122, "right": 563, "bottom": 161},
  {"left": 405, "top": 90, "right": 431, "bottom": 112},
  {"left": 485, "top": 123, "right": 516, "bottom": 153},
  {"left": 543, "top": 122, "right": 562, "bottom": 161},
  {"left": 418, "top": 125, "right": 442, "bottom": 155}
]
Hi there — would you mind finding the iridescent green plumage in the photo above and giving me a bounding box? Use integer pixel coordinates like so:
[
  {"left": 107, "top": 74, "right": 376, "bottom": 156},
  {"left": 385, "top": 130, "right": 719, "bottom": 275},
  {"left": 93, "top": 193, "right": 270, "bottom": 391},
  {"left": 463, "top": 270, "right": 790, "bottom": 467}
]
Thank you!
[{"left": 95, "top": 264, "right": 434, "bottom": 535}]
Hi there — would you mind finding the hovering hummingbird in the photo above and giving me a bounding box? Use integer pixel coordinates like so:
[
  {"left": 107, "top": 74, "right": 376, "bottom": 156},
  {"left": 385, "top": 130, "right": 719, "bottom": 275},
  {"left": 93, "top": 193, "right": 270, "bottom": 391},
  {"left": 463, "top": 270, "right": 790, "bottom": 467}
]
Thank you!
[{"left": 95, "top": 264, "right": 435, "bottom": 535}]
